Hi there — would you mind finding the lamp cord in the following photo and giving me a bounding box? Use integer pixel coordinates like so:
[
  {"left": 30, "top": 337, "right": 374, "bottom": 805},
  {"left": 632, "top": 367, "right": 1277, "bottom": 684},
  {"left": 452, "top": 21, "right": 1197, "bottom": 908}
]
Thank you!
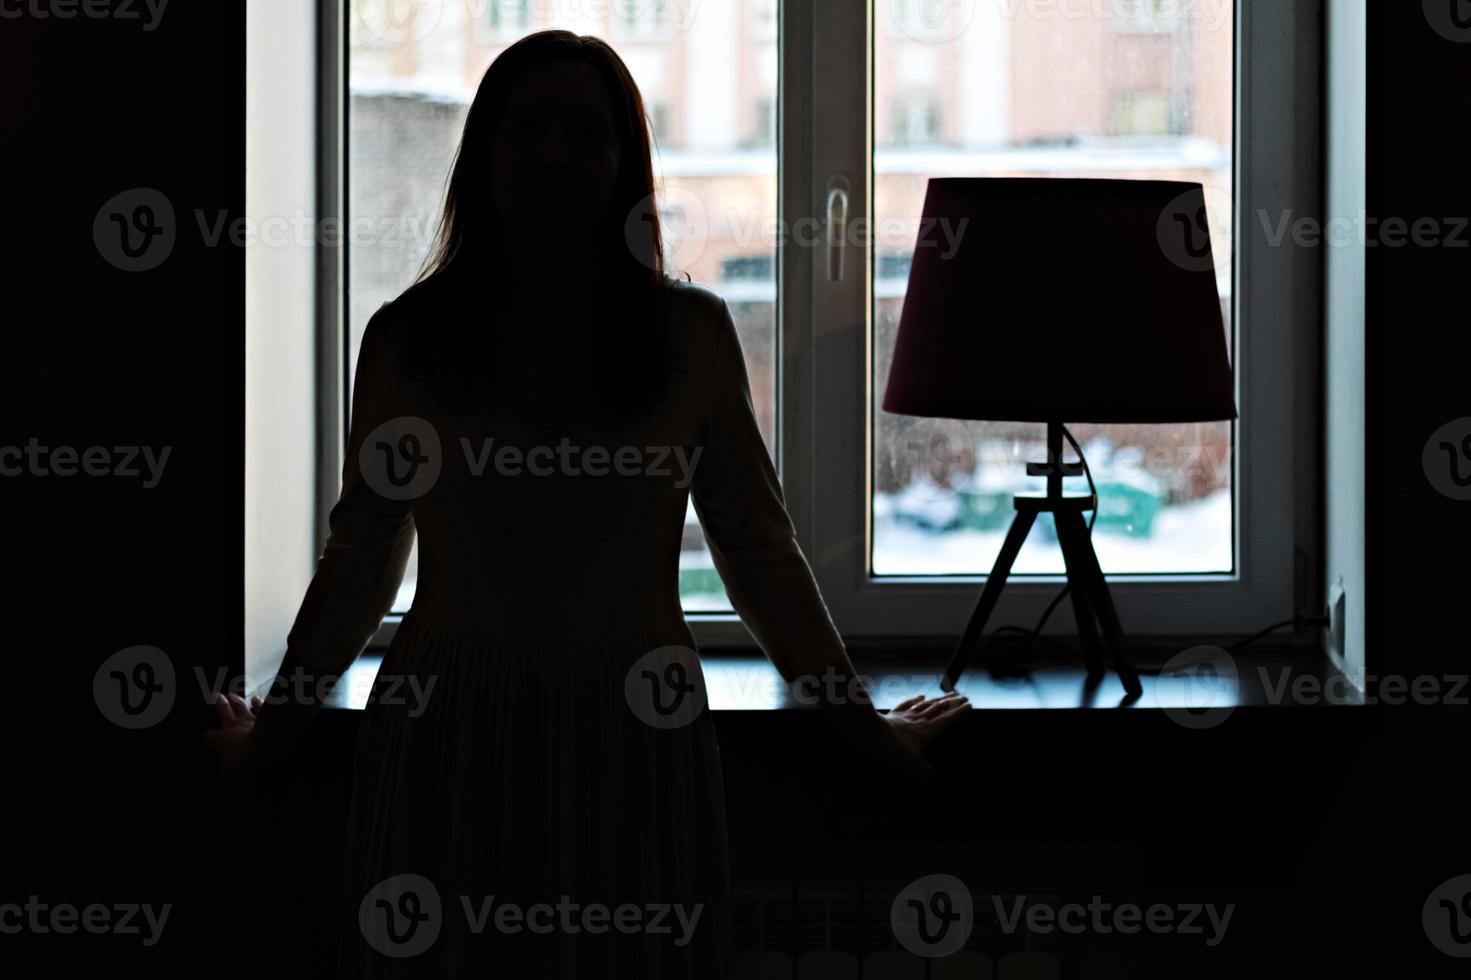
[
  {"left": 982, "top": 428, "right": 1330, "bottom": 670},
  {"left": 983, "top": 426, "right": 1094, "bottom": 665}
]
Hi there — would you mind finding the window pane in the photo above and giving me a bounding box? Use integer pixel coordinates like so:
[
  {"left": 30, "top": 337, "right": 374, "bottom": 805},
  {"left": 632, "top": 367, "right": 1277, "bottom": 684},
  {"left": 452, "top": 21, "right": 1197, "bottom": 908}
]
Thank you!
[
  {"left": 873, "top": 0, "right": 1235, "bottom": 576},
  {"left": 347, "top": 0, "right": 780, "bottom": 612}
]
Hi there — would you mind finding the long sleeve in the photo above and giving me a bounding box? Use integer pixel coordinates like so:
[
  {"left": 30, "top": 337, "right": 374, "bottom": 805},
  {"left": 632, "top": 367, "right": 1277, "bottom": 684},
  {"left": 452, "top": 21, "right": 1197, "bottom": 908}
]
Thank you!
[
  {"left": 283, "top": 308, "right": 416, "bottom": 678},
  {"left": 689, "top": 298, "right": 848, "bottom": 685}
]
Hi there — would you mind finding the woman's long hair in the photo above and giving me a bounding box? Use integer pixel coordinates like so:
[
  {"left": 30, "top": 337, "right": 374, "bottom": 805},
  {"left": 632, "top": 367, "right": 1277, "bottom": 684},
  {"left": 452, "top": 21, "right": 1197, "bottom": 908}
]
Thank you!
[{"left": 394, "top": 30, "right": 680, "bottom": 418}]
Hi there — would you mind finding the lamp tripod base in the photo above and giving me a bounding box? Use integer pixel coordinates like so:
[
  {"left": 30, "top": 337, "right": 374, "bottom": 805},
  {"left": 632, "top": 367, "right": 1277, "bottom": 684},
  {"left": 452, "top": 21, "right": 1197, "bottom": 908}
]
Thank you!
[{"left": 939, "top": 423, "right": 1143, "bottom": 699}]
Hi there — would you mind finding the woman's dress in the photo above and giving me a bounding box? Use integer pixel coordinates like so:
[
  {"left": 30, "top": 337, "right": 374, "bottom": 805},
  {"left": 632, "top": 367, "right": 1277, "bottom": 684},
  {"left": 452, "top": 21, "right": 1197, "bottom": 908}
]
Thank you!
[{"left": 280, "top": 279, "right": 850, "bottom": 977}]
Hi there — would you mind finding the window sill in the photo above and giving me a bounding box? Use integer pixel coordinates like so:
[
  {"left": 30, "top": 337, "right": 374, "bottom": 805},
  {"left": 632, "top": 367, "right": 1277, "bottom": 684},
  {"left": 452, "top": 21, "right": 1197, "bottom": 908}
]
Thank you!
[{"left": 324, "top": 630, "right": 1360, "bottom": 713}]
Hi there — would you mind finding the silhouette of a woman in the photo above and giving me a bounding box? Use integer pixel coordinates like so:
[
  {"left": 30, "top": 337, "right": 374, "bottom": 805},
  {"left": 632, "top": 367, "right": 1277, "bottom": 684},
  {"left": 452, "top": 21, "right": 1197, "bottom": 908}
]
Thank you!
[{"left": 208, "top": 30, "right": 969, "bottom": 977}]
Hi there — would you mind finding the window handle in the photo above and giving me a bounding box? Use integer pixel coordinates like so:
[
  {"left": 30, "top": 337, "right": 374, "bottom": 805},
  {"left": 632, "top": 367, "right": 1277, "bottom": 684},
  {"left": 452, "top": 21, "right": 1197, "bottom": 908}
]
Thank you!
[{"left": 826, "top": 176, "right": 850, "bottom": 282}]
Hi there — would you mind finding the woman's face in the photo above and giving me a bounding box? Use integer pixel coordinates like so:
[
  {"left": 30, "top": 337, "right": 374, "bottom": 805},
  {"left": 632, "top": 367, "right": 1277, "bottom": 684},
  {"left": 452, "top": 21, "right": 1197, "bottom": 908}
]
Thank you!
[{"left": 489, "top": 59, "right": 624, "bottom": 243}]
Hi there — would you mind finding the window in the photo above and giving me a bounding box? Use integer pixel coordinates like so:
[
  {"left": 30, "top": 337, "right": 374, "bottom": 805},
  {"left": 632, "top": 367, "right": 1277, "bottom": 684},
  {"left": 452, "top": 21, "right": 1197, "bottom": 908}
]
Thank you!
[
  {"left": 1112, "top": 91, "right": 1174, "bottom": 136},
  {"left": 721, "top": 254, "right": 775, "bottom": 282},
  {"left": 796, "top": 0, "right": 1312, "bottom": 640},
  {"left": 889, "top": 93, "right": 943, "bottom": 146},
  {"left": 875, "top": 251, "right": 911, "bottom": 289},
  {"left": 616, "top": 0, "right": 674, "bottom": 41},
  {"left": 479, "top": 0, "right": 529, "bottom": 40},
  {"left": 345, "top": 0, "right": 777, "bottom": 616},
  {"left": 872, "top": 4, "right": 1235, "bottom": 578},
  {"left": 1112, "top": 0, "right": 1184, "bottom": 35},
  {"left": 751, "top": 96, "right": 776, "bottom": 147},
  {"left": 328, "top": 1, "right": 1317, "bottom": 644},
  {"left": 648, "top": 100, "right": 672, "bottom": 145}
]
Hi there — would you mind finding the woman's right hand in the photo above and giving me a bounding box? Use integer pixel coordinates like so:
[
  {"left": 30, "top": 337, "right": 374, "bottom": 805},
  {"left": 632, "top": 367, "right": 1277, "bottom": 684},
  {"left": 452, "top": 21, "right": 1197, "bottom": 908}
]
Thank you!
[
  {"left": 879, "top": 691, "right": 971, "bottom": 775},
  {"left": 203, "top": 692, "right": 265, "bottom": 783}
]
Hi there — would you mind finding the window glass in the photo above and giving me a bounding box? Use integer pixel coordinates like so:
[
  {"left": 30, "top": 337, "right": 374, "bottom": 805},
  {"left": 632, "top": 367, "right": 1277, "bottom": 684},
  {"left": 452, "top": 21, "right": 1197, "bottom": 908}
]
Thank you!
[
  {"left": 872, "top": 0, "right": 1235, "bottom": 576},
  {"left": 348, "top": 0, "right": 780, "bottom": 611}
]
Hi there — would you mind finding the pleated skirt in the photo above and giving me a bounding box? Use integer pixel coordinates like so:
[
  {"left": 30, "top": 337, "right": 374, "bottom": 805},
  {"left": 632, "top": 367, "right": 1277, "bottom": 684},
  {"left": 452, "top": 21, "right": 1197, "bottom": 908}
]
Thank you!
[{"left": 337, "top": 611, "right": 735, "bottom": 977}]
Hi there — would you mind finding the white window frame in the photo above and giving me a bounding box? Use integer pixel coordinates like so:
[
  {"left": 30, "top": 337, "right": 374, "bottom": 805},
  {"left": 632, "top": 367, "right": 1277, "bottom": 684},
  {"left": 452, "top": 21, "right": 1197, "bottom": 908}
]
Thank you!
[
  {"left": 317, "top": 0, "right": 1321, "bottom": 651},
  {"left": 696, "top": 0, "right": 1320, "bottom": 645}
]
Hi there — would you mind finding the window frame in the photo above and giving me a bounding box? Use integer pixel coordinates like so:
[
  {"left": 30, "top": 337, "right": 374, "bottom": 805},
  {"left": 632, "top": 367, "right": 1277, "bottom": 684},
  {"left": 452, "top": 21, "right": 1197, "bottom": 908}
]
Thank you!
[{"left": 323, "top": 0, "right": 1323, "bottom": 651}]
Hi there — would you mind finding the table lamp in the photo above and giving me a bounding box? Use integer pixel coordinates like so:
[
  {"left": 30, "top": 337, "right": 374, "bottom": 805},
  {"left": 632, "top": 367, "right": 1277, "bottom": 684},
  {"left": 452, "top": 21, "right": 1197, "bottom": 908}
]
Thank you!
[{"left": 882, "top": 178, "right": 1237, "bottom": 698}]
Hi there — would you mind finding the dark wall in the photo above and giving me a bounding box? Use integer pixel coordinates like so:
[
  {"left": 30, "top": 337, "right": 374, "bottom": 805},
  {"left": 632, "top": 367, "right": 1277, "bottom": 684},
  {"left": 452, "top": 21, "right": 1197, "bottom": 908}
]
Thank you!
[
  {"left": 1346, "top": 10, "right": 1471, "bottom": 969},
  {"left": 1, "top": 3, "right": 243, "bottom": 972},
  {"left": 1365, "top": 3, "right": 1471, "bottom": 685}
]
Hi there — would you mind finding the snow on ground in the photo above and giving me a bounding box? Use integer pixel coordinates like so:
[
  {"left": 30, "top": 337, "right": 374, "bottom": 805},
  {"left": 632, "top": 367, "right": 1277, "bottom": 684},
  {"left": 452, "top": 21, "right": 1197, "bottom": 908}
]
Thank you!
[
  {"left": 872, "top": 491, "right": 1233, "bottom": 576},
  {"left": 679, "top": 491, "right": 1233, "bottom": 609},
  {"left": 393, "top": 493, "right": 1233, "bottom": 615}
]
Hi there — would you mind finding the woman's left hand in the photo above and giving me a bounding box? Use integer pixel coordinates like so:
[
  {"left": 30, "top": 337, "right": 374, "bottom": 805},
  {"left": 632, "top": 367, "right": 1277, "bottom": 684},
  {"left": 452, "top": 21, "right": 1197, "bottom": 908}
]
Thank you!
[{"left": 880, "top": 691, "right": 971, "bottom": 773}]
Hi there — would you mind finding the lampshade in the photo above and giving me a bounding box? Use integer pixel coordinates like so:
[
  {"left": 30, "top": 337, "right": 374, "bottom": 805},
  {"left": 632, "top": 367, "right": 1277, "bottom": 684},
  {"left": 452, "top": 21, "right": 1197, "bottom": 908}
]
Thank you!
[{"left": 881, "top": 178, "right": 1237, "bottom": 424}]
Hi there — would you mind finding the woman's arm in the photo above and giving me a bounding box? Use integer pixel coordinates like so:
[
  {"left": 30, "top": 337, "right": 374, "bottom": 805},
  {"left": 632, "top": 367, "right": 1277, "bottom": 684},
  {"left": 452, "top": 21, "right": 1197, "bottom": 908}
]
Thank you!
[
  {"left": 231, "top": 308, "right": 417, "bottom": 769},
  {"left": 687, "top": 296, "right": 967, "bottom": 772}
]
